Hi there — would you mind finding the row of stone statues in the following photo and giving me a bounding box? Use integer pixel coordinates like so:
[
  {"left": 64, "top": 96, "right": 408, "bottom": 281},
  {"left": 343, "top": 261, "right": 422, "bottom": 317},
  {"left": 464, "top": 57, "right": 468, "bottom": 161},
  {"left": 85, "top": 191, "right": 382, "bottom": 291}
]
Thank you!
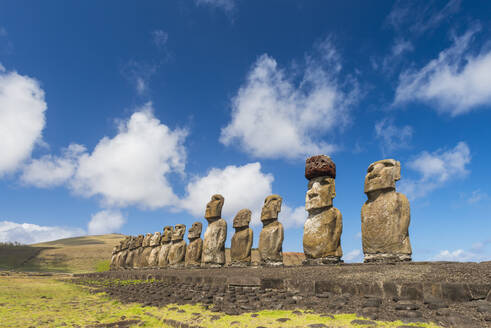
[{"left": 110, "top": 155, "right": 412, "bottom": 269}]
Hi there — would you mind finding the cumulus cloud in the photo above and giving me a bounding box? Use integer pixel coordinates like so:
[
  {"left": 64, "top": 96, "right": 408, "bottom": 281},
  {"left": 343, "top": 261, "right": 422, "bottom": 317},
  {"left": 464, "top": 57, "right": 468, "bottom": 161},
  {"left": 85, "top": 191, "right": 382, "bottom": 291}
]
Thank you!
[
  {"left": 87, "top": 210, "right": 126, "bottom": 235},
  {"left": 0, "top": 221, "right": 84, "bottom": 244},
  {"left": 466, "top": 189, "right": 488, "bottom": 204},
  {"left": 400, "top": 141, "right": 471, "bottom": 199},
  {"left": 431, "top": 249, "right": 485, "bottom": 262},
  {"left": 375, "top": 117, "right": 413, "bottom": 156},
  {"left": 20, "top": 144, "right": 86, "bottom": 188},
  {"left": 395, "top": 26, "right": 491, "bottom": 116},
  {"left": 344, "top": 249, "right": 363, "bottom": 262},
  {"left": 221, "top": 39, "right": 356, "bottom": 159},
  {"left": 71, "top": 103, "right": 187, "bottom": 209},
  {"left": 195, "top": 0, "right": 235, "bottom": 13},
  {"left": 280, "top": 205, "right": 305, "bottom": 229},
  {"left": 180, "top": 163, "right": 273, "bottom": 225},
  {"left": 0, "top": 68, "right": 47, "bottom": 176},
  {"left": 121, "top": 60, "right": 158, "bottom": 95},
  {"left": 152, "top": 30, "right": 168, "bottom": 49}
]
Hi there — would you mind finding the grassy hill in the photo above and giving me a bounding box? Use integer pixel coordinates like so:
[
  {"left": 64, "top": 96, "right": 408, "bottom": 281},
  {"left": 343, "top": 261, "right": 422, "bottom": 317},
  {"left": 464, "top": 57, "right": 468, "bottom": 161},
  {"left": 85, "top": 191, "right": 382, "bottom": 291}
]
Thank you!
[
  {"left": 0, "top": 234, "right": 124, "bottom": 273},
  {"left": 0, "top": 234, "right": 305, "bottom": 273}
]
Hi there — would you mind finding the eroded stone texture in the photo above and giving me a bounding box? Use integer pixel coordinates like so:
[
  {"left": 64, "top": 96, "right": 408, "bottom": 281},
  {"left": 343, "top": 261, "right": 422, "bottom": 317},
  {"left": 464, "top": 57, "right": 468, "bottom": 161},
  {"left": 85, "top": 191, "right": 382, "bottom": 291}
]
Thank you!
[
  {"left": 259, "top": 195, "right": 284, "bottom": 266},
  {"left": 132, "top": 234, "right": 145, "bottom": 268},
  {"left": 125, "top": 236, "right": 137, "bottom": 268},
  {"left": 303, "top": 155, "right": 343, "bottom": 265},
  {"left": 361, "top": 159, "right": 412, "bottom": 263},
  {"left": 203, "top": 194, "right": 227, "bottom": 267},
  {"left": 117, "top": 236, "right": 131, "bottom": 269},
  {"left": 230, "top": 209, "right": 253, "bottom": 267},
  {"left": 185, "top": 222, "right": 203, "bottom": 268},
  {"left": 158, "top": 226, "right": 173, "bottom": 267},
  {"left": 138, "top": 233, "right": 153, "bottom": 268},
  {"left": 148, "top": 232, "right": 162, "bottom": 267},
  {"left": 168, "top": 224, "right": 187, "bottom": 267},
  {"left": 110, "top": 245, "right": 119, "bottom": 270}
]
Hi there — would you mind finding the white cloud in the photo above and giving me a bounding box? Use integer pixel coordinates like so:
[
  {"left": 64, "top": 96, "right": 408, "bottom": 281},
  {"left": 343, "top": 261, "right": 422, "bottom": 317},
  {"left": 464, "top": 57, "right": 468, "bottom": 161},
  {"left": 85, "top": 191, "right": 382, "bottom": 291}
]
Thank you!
[
  {"left": 281, "top": 205, "right": 305, "bottom": 229},
  {"left": 121, "top": 61, "right": 158, "bottom": 95},
  {"left": 195, "top": 0, "right": 235, "bottom": 13},
  {"left": 375, "top": 117, "right": 413, "bottom": 155},
  {"left": 20, "top": 144, "right": 86, "bottom": 188},
  {"left": 221, "top": 39, "right": 356, "bottom": 159},
  {"left": 0, "top": 27, "right": 6, "bottom": 37},
  {"left": 432, "top": 249, "right": 484, "bottom": 262},
  {"left": 88, "top": 210, "right": 125, "bottom": 235},
  {"left": 180, "top": 163, "right": 273, "bottom": 225},
  {"left": 344, "top": 249, "right": 363, "bottom": 262},
  {"left": 391, "top": 38, "right": 414, "bottom": 57},
  {"left": 0, "top": 220, "right": 84, "bottom": 244},
  {"left": 152, "top": 29, "right": 168, "bottom": 49},
  {"left": 395, "top": 26, "right": 491, "bottom": 116},
  {"left": 400, "top": 141, "right": 471, "bottom": 199},
  {"left": 0, "top": 68, "right": 47, "bottom": 176},
  {"left": 467, "top": 189, "right": 488, "bottom": 204},
  {"left": 71, "top": 103, "right": 187, "bottom": 209}
]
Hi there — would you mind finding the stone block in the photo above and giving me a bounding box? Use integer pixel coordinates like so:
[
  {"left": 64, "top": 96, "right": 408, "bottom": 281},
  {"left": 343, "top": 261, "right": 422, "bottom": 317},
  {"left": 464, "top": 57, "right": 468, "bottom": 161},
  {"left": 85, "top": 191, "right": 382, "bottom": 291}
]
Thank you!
[
  {"left": 468, "top": 284, "right": 491, "bottom": 300},
  {"left": 314, "top": 280, "right": 338, "bottom": 294},
  {"left": 441, "top": 283, "right": 472, "bottom": 302},
  {"left": 400, "top": 283, "right": 423, "bottom": 301},
  {"left": 358, "top": 282, "right": 383, "bottom": 297},
  {"left": 383, "top": 281, "right": 398, "bottom": 299},
  {"left": 261, "top": 278, "right": 284, "bottom": 290}
]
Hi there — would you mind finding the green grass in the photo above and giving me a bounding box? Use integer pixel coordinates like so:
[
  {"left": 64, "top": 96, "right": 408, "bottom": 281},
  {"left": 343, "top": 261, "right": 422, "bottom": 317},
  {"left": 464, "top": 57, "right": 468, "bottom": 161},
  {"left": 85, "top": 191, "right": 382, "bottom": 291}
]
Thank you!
[
  {"left": 95, "top": 260, "right": 111, "bottom": 272},
  {"left": 0, "top": 274, "right": 443, "bottom": 328}
]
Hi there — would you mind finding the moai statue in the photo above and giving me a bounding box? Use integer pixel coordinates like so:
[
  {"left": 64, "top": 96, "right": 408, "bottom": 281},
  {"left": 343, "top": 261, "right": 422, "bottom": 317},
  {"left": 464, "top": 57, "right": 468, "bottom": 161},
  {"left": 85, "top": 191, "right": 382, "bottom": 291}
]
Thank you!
[
  {"left": 361, "top": 159, "right": 411, "bottom": 263},
  {"left": 157, "top": 226, "right": 174, "bottom": 267},
  {"left": 110, "top": 244, "right": 119, "bottom": 270},
  {"left": 303, "top": 155, "right": 343, "bottom": 265},
  {"left": 131, "top": 235, "right": 144, "bottom": 269},
  {"left": 168, "top": 224, "right": 187, "bottom": 267},
  {"left": 147, "top": 232, "right": 162, "bottom": 267},
  {"left": 139, "top": 233, "right": 153, "bottom": 268},
  {"left": 230, "top": 209, "right": 253, "bottom": 267},
  {"left": 125, "top": 236, "right": 137, "bottom": 268},
  {"left": 202, "top": 194, "right": 227, "bottom": 267},
  {"left": 185, "top": 222, "right": 203, "bottom": 268},
  {"left": 117, "top": 236, "right": 131, "bottom": 269},
  {"left": 259, "top": 195, "right": 284, "bottom": 266}
]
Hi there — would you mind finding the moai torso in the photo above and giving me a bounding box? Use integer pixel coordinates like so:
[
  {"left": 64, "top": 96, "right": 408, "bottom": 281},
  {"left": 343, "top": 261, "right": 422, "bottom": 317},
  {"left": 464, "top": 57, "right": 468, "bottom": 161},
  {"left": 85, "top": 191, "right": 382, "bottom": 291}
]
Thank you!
[
  {"left": 258, "top": 195, "right": 284, "bottom": 266},
  {"left": 168, "top": 224, "right": 186, "bottom": 267},
  {"left": 361, "top": 159, "right": 412, "bottom": 262},
  {"left": 139, "top": 233, "right": 153, "bottom": 268},
  {"left": 110, "top": 246, "right": 119, "bottom": 270},
  {"left": 117, "top": 238, "right": 130, "bottom": 269},
  {"left": 230, "top": 209, "right": 253, "bottom": 266},
  {"left": 303, "top": 207, "right": 343, "bottom": 259},
  {"left": 185, "top": 222, "right": 203, "bottom": 267},
  {"left": 158, "top": 226, "right": 173, "bottom": 267},
  {"left": 202, "top": 194, "right": 227, "bottom": 267},
  {"left": 125, "top": 237, "right": 137, "bottom": 268},
  {"left": 133, "top": 235, "right": 145, "bottom": 268},
  {"left": 148, "top": 232, "right": 162, "bottom": 267}
]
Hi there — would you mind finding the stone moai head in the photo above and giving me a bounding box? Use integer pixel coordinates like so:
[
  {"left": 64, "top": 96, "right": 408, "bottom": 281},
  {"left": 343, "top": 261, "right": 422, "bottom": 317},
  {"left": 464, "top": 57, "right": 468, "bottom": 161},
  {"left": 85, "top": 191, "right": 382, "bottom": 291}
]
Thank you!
[
  {"left": 233, "top": 209, "right": 252, "bottom": 229},
  {"left": 364, "top": 159, "right": 401, "bottom": 194},
  {"left": 112, "top": 245, "right": 118, "bottom": 255},
  {"left": 305, "top": 155, "right": 337, "bottom": 211},
  {"left": 172, "top": 224, "right": 186, "bottom": 241},
  {"left": 136, "top": 234, "right": 144, "bottom": 248},
  {"left": 162, "top": 226, "right": 173, "bottom": 243},
  {"left": 150, "top": 232, "right": 161, "bottom": 246},
  {"left": 260, "top": 195, "right": 282, "bottom": 222},
  {"left": 128, "top": 236, "right": 137, "bottom": 250},
  {"left": 188, "top": 222, "right": 202, "bottom": 240},
  {"left": 143, "top": 233, "right": 152, "bottom": 247},
  {"left": 205, "top": 194, "right": 224, "bottom": 221}
]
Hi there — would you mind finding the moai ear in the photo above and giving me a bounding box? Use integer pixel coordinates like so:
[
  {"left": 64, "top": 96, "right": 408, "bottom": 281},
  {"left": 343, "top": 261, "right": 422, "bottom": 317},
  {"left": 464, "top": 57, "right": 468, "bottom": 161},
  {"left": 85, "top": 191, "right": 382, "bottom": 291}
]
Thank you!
[
  {"left": 331, "top": 179, "right": 336, "bottom": 199},
  {"left": 394, "top": 160, "right": 401, "bottom": 181}
]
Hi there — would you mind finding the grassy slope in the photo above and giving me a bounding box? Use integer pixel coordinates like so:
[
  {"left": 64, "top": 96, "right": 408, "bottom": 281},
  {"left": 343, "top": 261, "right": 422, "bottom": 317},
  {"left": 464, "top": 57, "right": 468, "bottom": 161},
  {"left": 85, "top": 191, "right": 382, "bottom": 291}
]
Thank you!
[
  {"left": 0, "top": 274, "right": 441, "bottom": 328},
  {"left": 0, "top": 234, "right": 124, "bottom": 273}
]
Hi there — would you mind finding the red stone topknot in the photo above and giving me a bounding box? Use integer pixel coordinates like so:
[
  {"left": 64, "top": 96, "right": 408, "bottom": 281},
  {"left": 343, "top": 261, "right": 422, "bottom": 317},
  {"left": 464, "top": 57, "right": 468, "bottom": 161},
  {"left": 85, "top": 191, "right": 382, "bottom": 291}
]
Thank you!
[{"left": 305, "top": 155, "right": 336, "bottom": 180}]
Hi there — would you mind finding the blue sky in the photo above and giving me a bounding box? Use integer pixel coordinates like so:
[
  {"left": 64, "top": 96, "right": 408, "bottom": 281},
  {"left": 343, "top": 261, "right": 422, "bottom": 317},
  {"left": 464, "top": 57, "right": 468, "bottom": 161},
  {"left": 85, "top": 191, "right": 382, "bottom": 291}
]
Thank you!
[{"left": 0, "top": 0, "right": 490, "bottom": 262}]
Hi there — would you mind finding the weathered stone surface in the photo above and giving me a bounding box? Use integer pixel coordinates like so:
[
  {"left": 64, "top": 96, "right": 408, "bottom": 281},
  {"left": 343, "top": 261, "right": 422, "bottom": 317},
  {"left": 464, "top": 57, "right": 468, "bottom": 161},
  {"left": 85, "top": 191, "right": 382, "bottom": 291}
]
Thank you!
[
  {"left": 303, "top": 156, "right": 343, "bottom": 263},
  {"left": 487, "top": 289, "right": 491, "bottom": 302},
  {"left": 230, "top": 209, "right": 253, "bottom": 266},
  {"left": 148, "top": 232, "right": 162, "bottom": 267},
  {"left": 185, "top": 222, "right": 203, "bottom": 267},
  {"left": 138, "top": 233, "right": 153, "bottom": 268},
  {"left": 168, "top": 224, "right": 186, "bottom": 267},
  {"left": 110, "top": 245, "right": 119, "bottom": 270},
  {"left": 118, "top": 236, "right": 131, "bottom": 268},
  {"left": 361, "top": 159, "right": 412, "bottom": 262},
  {"left": 441, "top": 283, "right": 472, "bottom": 302},
  {"left": 203, "top": 194, "right": 227, "bottom": 267},
  {"left": 305, "top": 155, "right": 336, "bottom": 180},
  {"left": 158, "top": 226, "right": 173, "bottom": 267},
  {"left": 259, "top": 195, "right": 284, "bottom": 266}
]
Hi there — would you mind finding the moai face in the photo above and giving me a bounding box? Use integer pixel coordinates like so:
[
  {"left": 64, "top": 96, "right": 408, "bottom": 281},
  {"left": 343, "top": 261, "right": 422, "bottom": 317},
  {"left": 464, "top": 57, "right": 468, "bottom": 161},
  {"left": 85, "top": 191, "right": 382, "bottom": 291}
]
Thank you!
[
  {"left": 128, "top": 236, "right": 136, "bottom": 250},
  {"left": 150, "top": 232, "right": 161, "bottom": 246},
  {"left": 233, "top": 209, "right": 252, "bottom": 228},
  {"left": 188, "top": 222, "right": 202, "bottom": 239},
  {"left": 136, "top": 234, "right": 144, "bottom": 248},
  {"left": 205, "top": 194, "right": 224, "bottom": 220},
  {"left": 364, "top": 159, "right": 401, "bottom": 194},
  {"left": 260, "top": 195, "right": 282, "bottom": 222},
  {"left": 305, "top": 176, "right": 336, "bottom": 211},
  {"left": 172, "top": 224, "right": 186, "bottom": 241},
  {"left": 143, "top": 233, "right": 152, "bottom": 247},
  {"left": 162, "top": 226, "right": 173, "bottom": 243}
]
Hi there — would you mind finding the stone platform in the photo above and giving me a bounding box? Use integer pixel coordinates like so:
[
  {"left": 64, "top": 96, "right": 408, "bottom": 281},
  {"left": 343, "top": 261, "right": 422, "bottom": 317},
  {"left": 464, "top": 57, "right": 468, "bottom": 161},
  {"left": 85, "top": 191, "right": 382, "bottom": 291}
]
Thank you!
[{"left": 76, "top": 262, "right": 491, "bottom": 327}]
